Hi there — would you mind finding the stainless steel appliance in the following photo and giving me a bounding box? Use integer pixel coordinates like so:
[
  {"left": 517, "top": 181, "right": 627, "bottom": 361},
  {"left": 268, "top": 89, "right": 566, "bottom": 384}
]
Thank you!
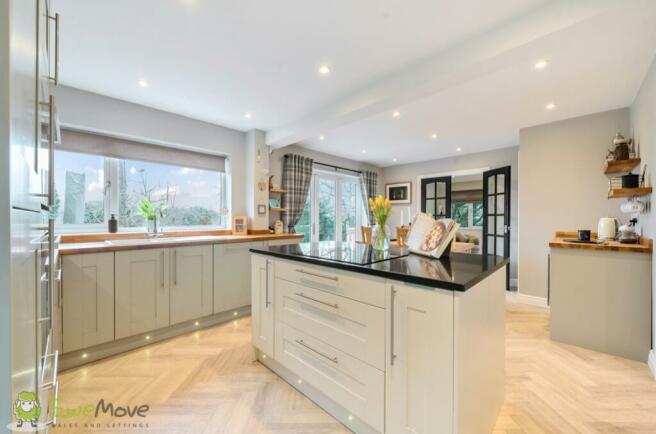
[{"left": 2, "top": 0, "right": 61, "bottom": 430}]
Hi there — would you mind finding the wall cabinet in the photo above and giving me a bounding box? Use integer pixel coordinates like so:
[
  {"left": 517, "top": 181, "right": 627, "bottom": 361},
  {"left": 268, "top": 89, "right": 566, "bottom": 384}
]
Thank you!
[
  {"left": 62, "top": 253, "right": 115, "bottom": 353},
  {"left": 214, "top": 241, "right": 264, "bottom": 313},
  {"left": 385, "top": 281, "right": 454, "bottom": 434},
  {"left": 170, "top": 245, "right": 213, "bottom": 324},
  {"left": 251, "top": 254, "right": 274, "bottom": 356},
  {"left": 115, "top": 249, "right": 170, "bottom": 339}
]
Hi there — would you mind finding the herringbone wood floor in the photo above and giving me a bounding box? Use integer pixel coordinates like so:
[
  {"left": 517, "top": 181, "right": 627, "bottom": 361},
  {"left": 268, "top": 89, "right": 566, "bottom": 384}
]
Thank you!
[{"left": 52, "top": 298, "right": 656, "bottom": 434}]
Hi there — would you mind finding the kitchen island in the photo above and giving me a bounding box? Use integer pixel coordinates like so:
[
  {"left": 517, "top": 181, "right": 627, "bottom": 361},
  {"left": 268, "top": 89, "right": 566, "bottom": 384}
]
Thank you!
[{"left": 250, "top": 242, "right": 508, "bottom": 434}]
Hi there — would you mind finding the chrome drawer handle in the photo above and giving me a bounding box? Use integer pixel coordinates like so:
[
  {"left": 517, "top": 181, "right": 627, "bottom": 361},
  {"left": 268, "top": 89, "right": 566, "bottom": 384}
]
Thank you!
[
  {"left": 390, "top": 286, "right": 397, "bottom": 366},
  {"left": 295, "top": 292, "right": 338, "bottom": 309},
  {"left": 40, "top": 350, "right": 59, "bottom": 391},
  {"left": 295, "top": 339, "right": 338, "bottom": 364},
  {"left": 295, "top": 269, "right": 338, "bottom": 281}
]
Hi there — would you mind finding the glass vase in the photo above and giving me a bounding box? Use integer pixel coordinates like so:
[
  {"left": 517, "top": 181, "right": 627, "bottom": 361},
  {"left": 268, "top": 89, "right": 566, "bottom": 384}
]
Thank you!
[{"left": 372, "top": 223, "right": 390, "bottom": 251}]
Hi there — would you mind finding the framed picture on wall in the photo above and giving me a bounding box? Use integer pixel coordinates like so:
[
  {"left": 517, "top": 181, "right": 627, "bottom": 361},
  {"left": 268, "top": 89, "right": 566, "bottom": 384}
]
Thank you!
[
  {"left": 232, "top": 215, "right": 248, "bottom": 235},
  {"left": 386, "top": 181, "right": 412, "bottom": 204}
]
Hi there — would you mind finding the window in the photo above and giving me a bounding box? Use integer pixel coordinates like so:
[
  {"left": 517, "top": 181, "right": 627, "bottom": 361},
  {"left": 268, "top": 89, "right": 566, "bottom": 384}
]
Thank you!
[
  {"left": 53, "top": 150, "right": 229, "bottom": 232},
  {"left": 451, "top": 202, "right": 483, "bottom": 228},
  {"left": 294, "top": 170, "right": 366, "bottom": 243}
]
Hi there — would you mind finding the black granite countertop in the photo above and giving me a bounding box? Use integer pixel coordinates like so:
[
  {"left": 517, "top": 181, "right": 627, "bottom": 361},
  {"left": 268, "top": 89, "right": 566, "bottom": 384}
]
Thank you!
[{"left": 250, "top": 241, "right": 509, "bottom": 291}]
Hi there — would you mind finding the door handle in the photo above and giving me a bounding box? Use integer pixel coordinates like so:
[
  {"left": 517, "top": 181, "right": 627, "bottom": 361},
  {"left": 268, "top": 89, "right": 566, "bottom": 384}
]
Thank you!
[
  {"left": 390, "top": 285, "right": 397, "bottom": 366},
  {"left": 265, "top": 260, "right": 271, "bottom": 307},
  {"left": 47, "top": 13, "right": 60, "bottom": 85}
]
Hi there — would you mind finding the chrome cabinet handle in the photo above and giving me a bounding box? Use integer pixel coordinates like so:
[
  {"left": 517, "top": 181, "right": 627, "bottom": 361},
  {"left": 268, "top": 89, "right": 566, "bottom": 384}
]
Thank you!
[
  {"left": 295, "top": 339, "right": 338, "bottom": 364},
  {"left": 47, "top": 13, "right": 60, "bottom": 85},
  {"left": 390, "top": 286, "right": 397, "bottom": 366},
  {"left": 265, "top": 260, "right": 271, "bottom": 307},
  {"left": 173, "top": 250, "right": 177, "bottom": 285},
  {"left": 160, "top": 251, "right": 164, "bottom": 288},
  {"left": 295, "top": 292, "right": 338, "bottom": 309},
  {"left": 295, "top": 269, "right": 338, "bottom": 282},
  {"left": 48, "top": 95, "right": 55, "bottom": 207},
  {"left": 40, "top": 350, "right": 59, "bottom": 391},
  {"left": 44, "top": 381, "right": 59, "bottom": 426}
]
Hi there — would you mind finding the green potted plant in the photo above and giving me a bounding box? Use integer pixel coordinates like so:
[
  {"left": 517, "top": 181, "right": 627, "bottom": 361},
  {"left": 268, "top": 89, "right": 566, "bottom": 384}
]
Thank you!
[{"left": 137, "top": 198, "right": 167, "bottom": 235}]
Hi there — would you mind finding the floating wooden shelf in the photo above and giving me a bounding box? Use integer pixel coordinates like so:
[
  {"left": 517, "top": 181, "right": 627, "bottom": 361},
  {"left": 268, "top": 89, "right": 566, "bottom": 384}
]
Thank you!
[
  {"left": 604, "top": 158, "right": 641, "bottom": 175},
  {"left": 269, "top": 207, "right": 288, "bottom": 212},
  {"left": 269, "top": 187, "right": 287, "bottom": 194},
  {"left": 607, "top": 187, "right": 652, "bottom": 199}
]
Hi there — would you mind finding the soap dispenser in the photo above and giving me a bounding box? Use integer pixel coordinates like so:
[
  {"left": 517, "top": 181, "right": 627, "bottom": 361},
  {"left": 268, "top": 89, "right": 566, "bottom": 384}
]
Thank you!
[{"left": 108, "top": 214, "right": 118, "bottom": 233}]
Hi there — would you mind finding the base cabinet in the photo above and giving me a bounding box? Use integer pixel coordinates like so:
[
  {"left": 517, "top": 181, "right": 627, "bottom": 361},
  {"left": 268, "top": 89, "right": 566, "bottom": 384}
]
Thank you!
[
  {"left": 214, "top": 242, "right": 264, "bottom": 313},
  {"left": 251, "top": 254, "right": 274, "bottom": 356},
  {"left": 385, "top": 281, "right": 455, "bottom": 434},
  {"left": 62, "top": 253, "right": 115, "bottom": 353},
  {"left": 171, "top": 245, "right": 213, "bottom": 324},
  {"left": 115, "top": 249, "right": 170, "bottom": 339}
]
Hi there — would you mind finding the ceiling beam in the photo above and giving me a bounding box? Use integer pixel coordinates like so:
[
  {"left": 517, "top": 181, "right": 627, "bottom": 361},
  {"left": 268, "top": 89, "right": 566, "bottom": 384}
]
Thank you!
[{"left": 265, "top": 0, "right": 632, "bottom": 147}]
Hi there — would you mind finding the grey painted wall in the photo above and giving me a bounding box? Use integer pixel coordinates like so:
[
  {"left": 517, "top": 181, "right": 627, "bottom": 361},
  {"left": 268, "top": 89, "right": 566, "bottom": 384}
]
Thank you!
[
  {"left": 518, "top": 108, "right": 630, "bottom": 300},
  {"left": 53, "top": 86, "right": 248, "bottom": 221},
  {"left": 381, "top": 147, "right": 519, "bottom": 281},
  {"left": 630, "top": 55, "right": 656, "bottom": 353}
]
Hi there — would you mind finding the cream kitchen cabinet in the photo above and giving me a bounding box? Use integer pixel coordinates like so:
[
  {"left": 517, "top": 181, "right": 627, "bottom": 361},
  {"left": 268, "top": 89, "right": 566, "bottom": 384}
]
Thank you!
[
  {"left": 385, "top": 281, "right": 455, "bottom": 434},
  {"left": 170, "top": 245, "right": 213, "bottom": 324},
  {"left": 213, "top": 241, "right": 264, "bottom": 313},
  {"left": 62, "top": 252, "right": 115, "bottom": 353},
  {"left": 115, "top": 249, "right": 170, "bottom": 339},
  {"left": 251, "top": 254, "right": 274, "bottom": 356}
]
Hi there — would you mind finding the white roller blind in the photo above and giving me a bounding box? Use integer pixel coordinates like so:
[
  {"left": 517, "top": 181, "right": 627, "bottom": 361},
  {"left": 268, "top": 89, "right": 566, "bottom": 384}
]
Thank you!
[{"left": 58, "top": 129, "right": 226, "bottom": 172}]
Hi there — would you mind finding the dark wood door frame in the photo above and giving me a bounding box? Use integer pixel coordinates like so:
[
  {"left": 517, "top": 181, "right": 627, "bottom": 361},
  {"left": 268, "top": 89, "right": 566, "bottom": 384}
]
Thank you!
[
  {"left": 482, "top": 166, "right": 511, "bottom": 290},
  {"left": 420, "top": 176, "right": 452, "bottom": 219}
]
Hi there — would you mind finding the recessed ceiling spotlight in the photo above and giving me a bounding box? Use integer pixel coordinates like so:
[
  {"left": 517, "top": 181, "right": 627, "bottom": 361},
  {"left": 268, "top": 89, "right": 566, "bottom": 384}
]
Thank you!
[
  {"left": 138, "top": 79, "right": 148, "bottom": 87},
  {"left": 392, "top": 158, "right": 398, "bottom": 162},
  {"left": 319, "top": 135, "right": 325, "bottom": 141},
  {"left": 545, "top": 103, "right": 556, "bottom": 110},
  {"left": 361, "top": 149, "right": 367, "bottom": 154},
  {"left": 431, "top": 133, "right": 437, "bottom": 139},
  {"left": 456, "top": 147, "right": 462, "bottom": 152},
  {"left": 244, "top": 112, "right": 252, "bottom": 119},
  {"left": 392, "top": 111, "right": 400, "bottom": 118},
  {"left": 318, "top": 65, "right": 331, "bottom": 75},
  {"left": 534, "top": 59, "right": 548, "bottom": 69}
]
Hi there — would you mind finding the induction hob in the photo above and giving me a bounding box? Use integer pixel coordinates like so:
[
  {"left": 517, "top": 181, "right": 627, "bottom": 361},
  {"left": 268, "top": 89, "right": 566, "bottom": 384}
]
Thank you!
[{"left": 294, "top": 241, "right": 408, "bottom": 265}]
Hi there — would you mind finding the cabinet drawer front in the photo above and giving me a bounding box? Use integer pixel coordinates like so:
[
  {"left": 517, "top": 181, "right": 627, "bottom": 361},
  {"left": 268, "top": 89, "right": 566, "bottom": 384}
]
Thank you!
[
  {"left": 276, "top": 279, "right": 385, "bottom": 370},
  {"left": 274, "top": 259, "right": 385, "bottom": 308},
  {"left": 275, "top": 322, "right": 384, "bottom": 432}
]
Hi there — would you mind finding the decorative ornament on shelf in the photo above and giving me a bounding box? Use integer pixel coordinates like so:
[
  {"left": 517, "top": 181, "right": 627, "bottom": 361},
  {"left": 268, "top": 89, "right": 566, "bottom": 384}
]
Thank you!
[
  {"left": 257, "top": 178, "right": 267, "bottom": 192},
  {"left": 607, "top": 132, "right": 632, "bottom": 162},
  {"left": 368, "top": 195, "right": 393, "bottom": 251},
  {"left": 274, "top": 219, "right": 284, "bottom": 234}
]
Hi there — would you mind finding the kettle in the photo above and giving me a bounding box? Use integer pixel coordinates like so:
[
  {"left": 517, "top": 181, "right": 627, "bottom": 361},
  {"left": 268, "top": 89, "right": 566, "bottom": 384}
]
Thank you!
[{"left": 597, "top": 217, "right": 618, "bottom": 240}]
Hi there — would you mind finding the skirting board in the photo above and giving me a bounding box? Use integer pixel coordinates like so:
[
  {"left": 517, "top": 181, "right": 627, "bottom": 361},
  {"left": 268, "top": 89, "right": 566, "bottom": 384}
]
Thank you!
[
  {"left": 256, "top": 349, "right": 380, "bottom": 434},
  {"left": 649, "top": 350, "right": 656, "bottom": 380},
  {"left": 507, "top": 291, "right": 549, "bottom": 308},
  {"left": 59, "top": 306, "right": 251, "bottom": 371}
]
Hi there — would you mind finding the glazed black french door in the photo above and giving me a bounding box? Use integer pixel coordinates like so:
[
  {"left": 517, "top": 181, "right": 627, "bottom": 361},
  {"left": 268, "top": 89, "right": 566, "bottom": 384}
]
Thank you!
[
  {"left": 482, "top": 166, "right": 511, "bottom": 290},
  {"left": 421, "top": 176, "right": 451, "bottom": 219}
]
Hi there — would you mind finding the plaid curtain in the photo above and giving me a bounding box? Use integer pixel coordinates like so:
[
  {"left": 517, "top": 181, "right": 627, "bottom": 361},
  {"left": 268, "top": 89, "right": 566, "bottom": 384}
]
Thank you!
[
  {"left": 359, "top": 170, "right": 378, "bottom": 225},
  {"left": 281, "top": 154, "right": 314, "bottom": 233}
]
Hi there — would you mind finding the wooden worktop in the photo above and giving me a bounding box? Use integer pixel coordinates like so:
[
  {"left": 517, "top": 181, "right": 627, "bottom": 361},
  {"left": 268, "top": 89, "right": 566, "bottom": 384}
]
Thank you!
[
  {"left": 59, "top": 232, "right": 304, "bottom": 255},
  {"left": 549, "top": 231, "right": 652, "bottom": 254}
]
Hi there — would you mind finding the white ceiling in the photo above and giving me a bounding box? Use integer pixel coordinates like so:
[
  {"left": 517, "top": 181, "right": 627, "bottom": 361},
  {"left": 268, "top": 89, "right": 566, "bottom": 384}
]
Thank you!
[{"left": 56, "top": 0, "right": 656, "bottom": 167}]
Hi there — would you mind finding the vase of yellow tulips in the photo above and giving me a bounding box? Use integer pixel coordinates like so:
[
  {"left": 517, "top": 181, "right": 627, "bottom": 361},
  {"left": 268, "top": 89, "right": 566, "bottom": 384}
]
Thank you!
[{"left": 368, "top": 195, "right": 392, "bottom": 251}]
